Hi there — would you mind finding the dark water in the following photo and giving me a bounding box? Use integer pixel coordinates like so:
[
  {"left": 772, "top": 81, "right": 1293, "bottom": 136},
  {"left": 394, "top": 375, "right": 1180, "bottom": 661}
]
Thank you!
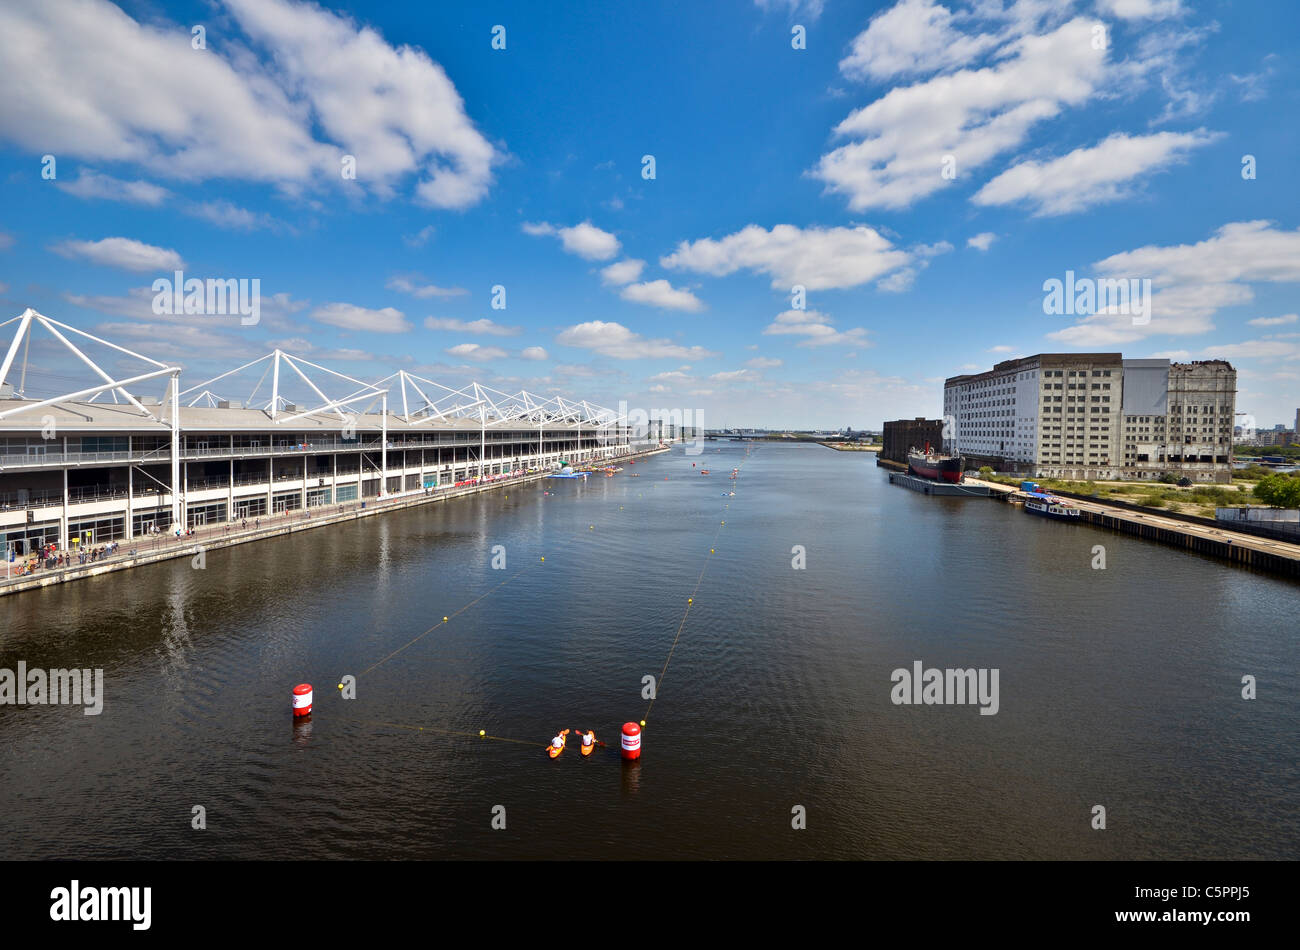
[{"left": 2, "top": 443, "right": 1296, "bottom": 860}]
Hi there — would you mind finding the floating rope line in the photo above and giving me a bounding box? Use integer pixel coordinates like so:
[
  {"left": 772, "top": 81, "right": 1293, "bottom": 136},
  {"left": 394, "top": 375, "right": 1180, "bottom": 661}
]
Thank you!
[
  {"left": 642, "top": 445, "right": 756, "bottom": 725},
  {"left": 338, "top": 517, "right": 609, "bottom": 747},
  {"left": 356, "top": 561, "right": 540, "bottom": 678},
  {"left": 339, "top": 445, "right": 757, "bottom": 750},
  {"left": 643, "top": 519, "right": 724, "bottom": 725},
  {"left": 355, "top": 718, "right": 545, "bottom": 747}
]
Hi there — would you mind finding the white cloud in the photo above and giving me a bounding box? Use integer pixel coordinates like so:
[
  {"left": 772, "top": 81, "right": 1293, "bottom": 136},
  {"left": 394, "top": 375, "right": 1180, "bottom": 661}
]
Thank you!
[
  {"left": 1229, "top": 63, "right": 1276, "bottom": 104},
  {"left": 710, "top": 369, "right": 759, "bottom": 383},
  {"left": 877, "top": 268, "right": 918, "bottom": 293},
  {"left": 746, "top": 357, "right": 783, "bottom": 368},
  {"left": 92, "top": 322, "right": 262, "bottom": 363},
  {"left": 1247, "top": 314, "right": 1297, "bottom": 327},
  {"left": 223, "top": 0, "right": 496, "bottom": 208},
  {"left": 1123, "top": 24, "right": 1219, "bottom": 127},
  {"left": 56, "top": 169, "right": 171, "bottom": 205},
  {"left": 972, "top": 130, "right": 1219, "bottom": 215},
  {"left": 520, "top": 346, "right": 548, "bottom": 361},
  {"left": 522, "top": 220, "right": 620, "bottom": 260},
  {"left": 876, "top": 239, "right": 951, "bottom": 292},
  {"left": 839, "top": 0, "right": 1002, "bottom": 82},
  {"left": 446, "top": 343, "right": 507, "bottom": 361},
  {"left": 967, "top": 231, "right": 997, "bottom": 251},
  {"left": 556, "top": 321, "right": 717, "bottom": 360},
  {"left": 753, "top": 0, "right": 824, "bottom": 20},
  {"left": 662, "top": 223, "right": 910, "bottom": 290},
  {"left": 1048, "top": 221, "right": 1300, "bottom": 346},
  {"left": 0, "top": 0, "right": 497, "bottom": 207},
  {"left": 65, "top": 286, "right": 186, "bottom": 321},
  {"left": 423, "top": 316, "right": 521, "bottom": 336},
  {"left": 762, "top": 309, "right": 870, "bottom": 347},
  {"left": 814, "top": 18, "right": 1110, "bottom": 211},
  {"left": 186, "top": 199, "right": 279, "bottom": 231},
  {"left": 988, "top": 345, "right": 1015, "bottom": 353},
  {"left": 389, "top": 276, "right": 468, "bottom": 299},
  {"left": 52, "top": 236, "right": 183, "bottom": 272},
  {"left": 403, "top": 225, "right": 436, "bottom": 248},
  {"left": 1096, "top": 0, "right": 1185, "bottom": 20},
  {"left": 914, "top": 240, "right": 953, "bottom": 258},
  {"left": 618, "top": 279, "right": 705, "bottom": 312},
  {"left": 311, "top": 302, "right": 411, "bottom": 334},
  {"left": 1203, "top": 340, "right": 1299, "bottom": 361},
  {"left": 600, "top": 258, "right": 646, "bottom": 286},
  {"left": 64, "top": 286, "right": 310, "bottom": 333},
  {"left": 1148, "top": 349, "right": 1191, "bottom": 359}
]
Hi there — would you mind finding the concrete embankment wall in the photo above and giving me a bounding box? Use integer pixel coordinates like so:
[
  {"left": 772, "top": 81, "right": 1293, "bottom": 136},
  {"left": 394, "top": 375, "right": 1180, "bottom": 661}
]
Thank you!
[
  {"left": 1045, "top": 488, "right": 1300, "bottom": 545},
  {"left": 1, "top": 448, "right": 669, "bottom": 598},
  {"left": 877, "top": 462, "right": 1300, "bottom": 579},
  {"left": 1074, "top": 508, "right": 1300, "bottom": 577}
]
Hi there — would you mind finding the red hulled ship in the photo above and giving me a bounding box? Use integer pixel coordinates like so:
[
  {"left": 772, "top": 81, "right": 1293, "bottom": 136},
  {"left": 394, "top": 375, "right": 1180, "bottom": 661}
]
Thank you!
[{"left": 907, "top": 444, "right": 965, "bottom": 483}]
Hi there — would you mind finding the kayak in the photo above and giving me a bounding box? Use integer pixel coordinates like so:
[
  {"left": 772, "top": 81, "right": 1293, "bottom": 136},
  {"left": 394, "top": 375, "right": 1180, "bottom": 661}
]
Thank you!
[{"left": 548, "top": 735, "right": 565, "bottom": 759}]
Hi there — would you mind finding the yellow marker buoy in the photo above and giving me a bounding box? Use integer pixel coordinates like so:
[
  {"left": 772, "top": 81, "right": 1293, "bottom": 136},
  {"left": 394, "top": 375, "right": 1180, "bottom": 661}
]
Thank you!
[
  {"left": 710, "top": 548, "right": 714, "bottom": 553},
  {"left": 442, "top": 616, "right": 449, "bottom": 622},
  {"left": 479, "top": 730, "right": 486, "bottom": 737},
  {"left": 640, "top": 720, "right": 646, "bottom": 727},
  {"left": 688, "top": 598, "right": 693, "bottom": 604},
  {"left": 337, "top": 683, "right": 343, "bottom": 689}
]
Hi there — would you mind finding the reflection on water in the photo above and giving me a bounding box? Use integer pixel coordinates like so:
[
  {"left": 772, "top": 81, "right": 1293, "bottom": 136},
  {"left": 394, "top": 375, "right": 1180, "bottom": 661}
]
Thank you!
[{"left": 1, "top": 444, "right": 1296, "bottom": 860}]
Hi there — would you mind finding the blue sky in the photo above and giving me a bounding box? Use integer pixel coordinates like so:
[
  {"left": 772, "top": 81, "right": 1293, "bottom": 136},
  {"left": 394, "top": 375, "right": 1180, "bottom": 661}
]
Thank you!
[{"left": 0, "top": 0, "right": 1297, "bottom": 428}]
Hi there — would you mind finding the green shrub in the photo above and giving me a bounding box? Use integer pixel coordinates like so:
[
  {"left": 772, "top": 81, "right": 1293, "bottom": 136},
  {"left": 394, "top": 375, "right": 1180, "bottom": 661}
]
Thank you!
[{"left": 1254, "top": 473, "right": 1300, "bottom": 507}]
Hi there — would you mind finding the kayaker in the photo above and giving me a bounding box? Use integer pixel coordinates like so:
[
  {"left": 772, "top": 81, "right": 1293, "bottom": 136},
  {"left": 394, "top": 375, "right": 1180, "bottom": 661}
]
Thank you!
[
  {"left": 551, "top": 728, "right": 569, "bottom": 750},
  {"left": 580, "top": 729, "right": 596, "bottom": 749}
]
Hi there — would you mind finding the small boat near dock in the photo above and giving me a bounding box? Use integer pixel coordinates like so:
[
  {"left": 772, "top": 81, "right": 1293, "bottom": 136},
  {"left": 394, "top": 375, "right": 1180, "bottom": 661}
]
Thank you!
[{"left": 1021, "top": 482, "right": 1081, "bottom": 521}]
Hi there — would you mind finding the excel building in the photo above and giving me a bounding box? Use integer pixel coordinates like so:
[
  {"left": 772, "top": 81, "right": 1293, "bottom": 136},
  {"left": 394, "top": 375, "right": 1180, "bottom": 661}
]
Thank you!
[{"left": 1, "top": 310, "right": 640, "bottom": 556}]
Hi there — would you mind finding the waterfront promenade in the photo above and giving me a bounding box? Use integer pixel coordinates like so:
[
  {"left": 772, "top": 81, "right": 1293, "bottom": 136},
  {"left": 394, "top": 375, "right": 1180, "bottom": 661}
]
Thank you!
[
  {"left": 0, "top": 447, "right": 670, "bottom": 597},
  {"left": 877, "top": 456, "right": 1300, "bottom": 577},
  {"left": 958, "top": 475, "right": 1300, "bottom": 577}
]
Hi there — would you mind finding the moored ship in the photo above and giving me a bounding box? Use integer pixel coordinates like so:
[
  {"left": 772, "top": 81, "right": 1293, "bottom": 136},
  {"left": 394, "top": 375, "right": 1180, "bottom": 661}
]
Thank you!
[
  {"left": 907, "top": 445, "right": 964, "bottom": 483},
  {"left": 1023, "top": 494, "right": 1081, "bottom": 520}
]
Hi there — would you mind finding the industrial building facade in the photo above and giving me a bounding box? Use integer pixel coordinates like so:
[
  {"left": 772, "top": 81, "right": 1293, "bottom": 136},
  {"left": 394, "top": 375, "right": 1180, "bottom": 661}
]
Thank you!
[
  {"left": 943, "top": 354, "right": 1235, "bottom": 482},
  {"left": 1, "top": 310, "right": 642, "bottom": 557},
  {"left": 881, "top": 417, "right": 944, "bottom": 465}
]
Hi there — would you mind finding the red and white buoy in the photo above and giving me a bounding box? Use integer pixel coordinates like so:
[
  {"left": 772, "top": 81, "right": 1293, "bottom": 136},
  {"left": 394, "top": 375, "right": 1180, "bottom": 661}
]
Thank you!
[
  {"left": 292, "top": 683, "right": 313, "bottom": 718},
  {"left": 621, "top": 721, "right": 641, "bottom": 761}
]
